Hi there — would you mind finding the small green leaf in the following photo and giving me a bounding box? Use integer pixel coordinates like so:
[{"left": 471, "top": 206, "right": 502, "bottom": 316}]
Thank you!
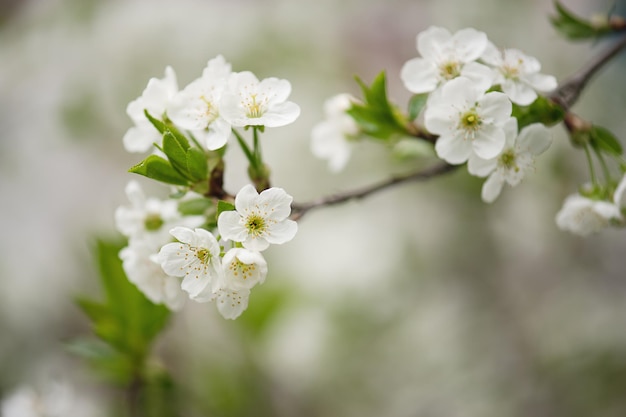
[
  {"left": 408, "top": 93, "right": 429, "bottom": 121},
  {"left": 162, "top": 131, "right": 193, "bottom": 179},
  {"left": 511, "top": 96, "right": 565, "bottom": 129},
  {"left": 550, "top": 1, "right": 609, "bottom": 40},
  {"left": 590, "top": 125, "right": 623, "bottom": 155},
  {"left": 217, "top": 200, "right": 235, "bottom": 218},
  {"left": 186, "top": 147, "right": 209, "bottom": 181},
  {"left": 129, "top": 155, "right": 189, "bottom": 186},
  {"left": 350, "top": 72, "right": 409, "bottom": 140},
  {"left": 178, "top": 197, "right": 213, "bottom": 216},
  {"left": 144, "top": 110, "right": 190, "bottom": 149}
]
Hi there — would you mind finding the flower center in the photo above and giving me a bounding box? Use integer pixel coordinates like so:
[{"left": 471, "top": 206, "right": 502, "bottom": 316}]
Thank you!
[
  {"left": 200, "top": 96, "right": 219, "bottom": 124},
  {"left": 500, "top": 149, "right": 518, "bottom": 171},
  {"left": 459, "top": 109, "right": 482, "bottom": 137},
  {"left": 440, "top": 61, "right": 461, "bottom": 80},
  {"left": 196, "top": 248, "right": 212, "bottom": 264},
  {"left": 229, "top": 259, "right": 257, "bottom": 280},
  {"left": 245, "top": 214, "right": 266, "bottom": 236},
  {"left": 502, "top": 64, "right": 520, "bottom": 80},
  {"left": 245, "top": 94, "right": 266, "bottom": 118},
  {"left": 144, "top": 213, "right": 164, "bottom": 231}
]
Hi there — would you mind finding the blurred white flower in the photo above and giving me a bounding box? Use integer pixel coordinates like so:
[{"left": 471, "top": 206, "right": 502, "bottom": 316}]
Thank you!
[
  {"left": 123, "top": 66, "right": 178, "bottom": 153},
  {"left": 115, "top": 180, "right": 202, "bottom": 251},
  {"left": 481, "top": 43, "right": 557, "bottom": 105},
  {"left": 401, "top": 26, "right": 493, "bottom": 94},
  {"left": 167, "top": 55, "right": 233, "bottom": 150},
  {"left": 556, "top": 194, "right": 621, "bottom": 236},
  {"left": 310, "top": 93, "right": 360, "bottom": 172},
  {"left": 220, "top": 71, "right": 300, "bottom": 127},
  {"left": 613, "top": 173, "right": 626, "bottom": 209},
  {"left": 1, "top": 381, "right": 102, "bottom": 417},
  {"left": 218, "top": 184, "right": 298, "bottom": 251},
  {"left": 158, "top": 227, "right": 222, "bottom": 300},
  {"left": 214, "top": 287, "right": 251, "bottom": 320},
  {"left": 425, "top": 77, "right": 511, "bottom": 164},
  {"left": 119, "top": 239, "right": 186, "bottom": 311},
  {"left": 468, "top": 120, "right": 552, "bottom": 203},
  {"left": 221, "top": 248, "right": 268, "bottom": 290}
]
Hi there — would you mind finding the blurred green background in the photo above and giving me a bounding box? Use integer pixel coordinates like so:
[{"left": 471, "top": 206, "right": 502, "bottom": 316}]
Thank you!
[{"left": 1, "top": 0, "right": 626, "bottom": 416}]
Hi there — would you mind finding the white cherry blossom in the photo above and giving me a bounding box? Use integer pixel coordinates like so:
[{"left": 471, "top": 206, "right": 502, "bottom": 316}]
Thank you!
[
  {"left": 158, "top": 227, "right": 222, "bottom": 300},
  {"left": 115, "top": 181, "right": 202, "bottom": 250},
  {"left": 556, "top": 194, "right": 621, "bottom": 236},
  {"left": 123, "top": 66, "right": 178, "bottom": 153},
  {"left": 167, "top": 55, "right": 233, "bottom": 150},
  {"left": 310, "top": 93, "right": 360, "bottom": 172},
  {"left": 468, "top": 120, "right": 552, "bottom": 203},
  {"left": 218, "top": 184, "right": 298, "bottom": 251},
  {"left": 221, "top": 248, "right": 268, "bottom": 290},
  {"left": 214, "top": 287, "right": 251, "bottom": 320},
  {"left": 401, "top": 26, "right": 494, "bottom": 94},
  {"left": 119, "top": 239, "right": 186, "bottom": 311},
  {"left": 481, "top": 43, "right": 557, "bottom": 105},
  {"left": 424, "top": 76, "right": 511, "bottom": 164},
  {"left": 220, "top": 71, "right": 300, "bottom": 127}
]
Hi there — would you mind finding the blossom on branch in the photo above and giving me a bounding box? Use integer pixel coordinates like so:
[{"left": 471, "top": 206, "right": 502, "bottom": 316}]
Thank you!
[
  {"left": 424, "top": 76, "right": 512, "bottom": 164},
  {"left": 123, "top": 66, "right": 178, "bottom": 153},
  {"left": 481, "top": 43, "right": 557, "bottom": 105},
  {"left": 401, "top": 26, "right": 494, "bottom": 94},
  {"left": 310, "top": 93, "right": 360, "bottom": 172},
  {"left": 119, "top": 240, "right": 186, "bottom": 311},
  {"left": 220, "top": 71, "right": 300, "bottom": 127},
  {"left": 218, "top": 184, "right": 298, "bottom": 251},
  {"left": 468, "top": 120, "right": 552, "bottom": 203},
  {"left": 158, "top": 227, "right": 223, "bottom": 300},
  {"left": 556, "top": 194, "right": 621, "bottom": 236},
  {"left": 167, "top": 55, "right": 233, "bottom": 150}
]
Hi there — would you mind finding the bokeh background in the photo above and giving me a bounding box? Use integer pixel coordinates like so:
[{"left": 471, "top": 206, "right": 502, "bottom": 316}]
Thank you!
[{"left": 1, "top": 0, "right": 626, "bottom": 416}]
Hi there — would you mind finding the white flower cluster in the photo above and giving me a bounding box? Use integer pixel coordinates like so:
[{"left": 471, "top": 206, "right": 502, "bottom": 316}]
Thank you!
[
  {"left": 116, "top": 183, "right": 297, "bottom": 319},
  {"left": 118, "top": 57, "right": 300, "bottom": 318},
  {"left": 556, "top": 174, "right": 626, "bottom": 236},
  {"left": 405, "top": 26, "right": 557, "bottom": 203},
  {"left": 158, "top": 185, "right": 297, "bottom": 319},
  {"left": 311, "top": 26, "right": 558, "bottom": 204},
  {"left": 123, "top": 55, "right": 300, "bottom": 153}
]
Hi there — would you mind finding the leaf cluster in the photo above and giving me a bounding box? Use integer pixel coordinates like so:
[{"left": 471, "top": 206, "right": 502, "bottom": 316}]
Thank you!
[{"left": 70, "top": 239, "right": 171, "bottom": 384}]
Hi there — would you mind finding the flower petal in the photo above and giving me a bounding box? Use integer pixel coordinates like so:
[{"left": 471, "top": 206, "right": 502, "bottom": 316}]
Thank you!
[
  {"left": 266, "top": 219, "right": 298, "bottom": 245},
  {"left": 417, "top": 26, "right": 451, "bottom": 61},
  {"left": 516, "top": 123, "right": 552, "bottom": 155},
  {"left": 467, "top": 153, "right": 497, "bottom": 177},
  {"left": 400, "top": 58, "right": 439, "bottom": 94},
  {"left": 451, "top": 28, "right": 488, "bottom": 62},
  {"left": 217, "top": 211, "right": 248, "bottom": 242},
  {"left": 478, "top": 91, "right": 512, "bottom": 123},
  {"left": 472, "top": 124, "right": 506, "bottom": 159},
  {"left": 215, "top": 288, "right": 250, "bottom": 320},
  {"left": 481, "top": 173, "right": 505, "bottom": 203},
  {"left": 435, "top": 132, "right": 473, "bottom": 164}
]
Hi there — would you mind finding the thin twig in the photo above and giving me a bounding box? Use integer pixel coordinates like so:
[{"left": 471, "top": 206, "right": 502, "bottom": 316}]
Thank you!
[
  {"left": 290, "top": 162, "right": 458, "bottom": 220},
  {"left": 550, "top": 33, "right": 626, "bottom": 110}
]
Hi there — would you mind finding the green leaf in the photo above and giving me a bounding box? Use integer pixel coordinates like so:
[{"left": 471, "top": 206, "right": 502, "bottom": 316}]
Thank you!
[
  {"left": 217, "top": 200, "right": 235, "bottom": 218},
  {"left": 162, "top": 131, "right": 193, "bottom": 179},
  {"left": 511, "top": 96, "right": 565, "bottom": 129},
  {"left": 178, "top": 197, "right": 214, "bottom": 216},
  {"left": 349, "top": 72, "right": 409, "bottom": 140},
  {"left": 129, "top": 154, "right": 189, "bottom": 186},
  {"left": 550, "top": 1, "right": 609, "bottom": 40},
  {"left": 76, "top": 239, "right": 171, "bottom": 361},
  {"left": 186, "top": 147, "right": 209, "bottom": 181},
  {"left": 144, "top": 110, "right": 190, "bottom": 149},
  {"left": 590, "top": 125, "right": 623, "bottom": 155},
  {"left": 408, "top": 93, "right": 428, "bottom": 121}
]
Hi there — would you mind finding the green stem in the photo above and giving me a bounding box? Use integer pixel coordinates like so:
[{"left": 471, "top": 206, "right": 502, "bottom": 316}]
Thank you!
[
  {"left": 584, "top": 144, "right": 598, "bottom": 186},
  {"left": 232, "top": 129, "right": 256, "bottom": 167},
  {"left": 595, "top": 148, "right": 613, "bottom": 183},
  {"left": 253, "top": 127, "right": 262, "bottom": 167}
]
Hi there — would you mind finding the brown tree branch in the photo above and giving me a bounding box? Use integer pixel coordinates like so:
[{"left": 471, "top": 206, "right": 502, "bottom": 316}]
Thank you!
[
  {"left": 550, "top": 33, "right": 626, "bottom": 110},
  {"left": 290, "top": 162, "right": 458, "bottom": 220}
]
